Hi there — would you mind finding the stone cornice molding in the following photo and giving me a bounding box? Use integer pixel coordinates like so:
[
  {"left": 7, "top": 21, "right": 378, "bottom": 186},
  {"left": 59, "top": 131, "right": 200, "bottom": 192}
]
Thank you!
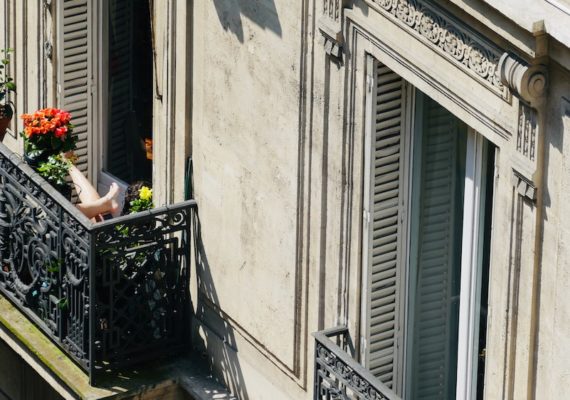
[
  {"left": 366, "top": 0, "right": 509, "bottom": 100},
  {"left": 499, "top": 53, "right": 548, "bottom": 106}
]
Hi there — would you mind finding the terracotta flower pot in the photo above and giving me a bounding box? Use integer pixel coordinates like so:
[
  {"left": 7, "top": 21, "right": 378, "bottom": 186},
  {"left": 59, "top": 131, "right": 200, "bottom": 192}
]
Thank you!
[{"left": 0, "top": 104, "right": 13, "bottom": 142}]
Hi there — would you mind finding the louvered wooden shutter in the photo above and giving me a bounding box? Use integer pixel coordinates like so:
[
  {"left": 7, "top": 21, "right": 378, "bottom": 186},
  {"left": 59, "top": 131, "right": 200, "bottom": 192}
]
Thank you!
[
  {"left": 363, "top": 60, "right": 408, "bottom": 392},
  {"left": 409, "top": 94, "right": 463, "bottom": 400},
  {"left": 58, "top": 0, "right": 92, "bottom": 179}
]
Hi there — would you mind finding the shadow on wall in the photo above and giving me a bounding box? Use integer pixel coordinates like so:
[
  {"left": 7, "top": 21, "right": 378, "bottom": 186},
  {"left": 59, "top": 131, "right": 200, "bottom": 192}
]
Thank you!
[
  {"left": 212, "top": 0, "right": 282, "bottom": 43},
  {"left": 192, "top": 213, "right": 250, "bottom": 400}
]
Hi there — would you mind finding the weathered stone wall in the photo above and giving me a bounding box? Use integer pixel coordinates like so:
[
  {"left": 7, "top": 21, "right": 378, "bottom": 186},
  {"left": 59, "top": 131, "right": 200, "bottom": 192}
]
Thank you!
[
  {"left": 0, "top": 0, "right": 55, "bottom": 154},
  {"left": 190, "top": 1, "right": 570, "bottom": 399},
  {"left": 190, "top": 1, "right": 320, "bottom": 397}
]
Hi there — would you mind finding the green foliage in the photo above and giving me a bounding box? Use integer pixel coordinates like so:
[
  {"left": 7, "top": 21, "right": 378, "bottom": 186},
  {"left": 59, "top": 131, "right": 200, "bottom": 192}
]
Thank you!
[
  {"left": 115, "top": 224, "right": 130, "bottom": 236},
  {"left": 37, "top": 155, "right": 72, "bottom": 186},
  {"left": 129, "top": 197, "right": 154, "bottom": 213},
  {"left": 57, "top": 298, "right": 68, "bottom": 310},
  {"left": 0, "top": 48, "right": 16, "bottom": 103},
  {"left": 129, "top": 186, "right": 154, "bottom": 213},
  {"left": 47, "top": 259, "right": 62, "bottom": 274}
]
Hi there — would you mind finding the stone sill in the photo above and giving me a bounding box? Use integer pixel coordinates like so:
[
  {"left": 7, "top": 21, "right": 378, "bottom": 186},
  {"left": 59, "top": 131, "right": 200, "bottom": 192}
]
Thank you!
[{"left": 0, "top": 296, "right": 235, "bottom": 400}]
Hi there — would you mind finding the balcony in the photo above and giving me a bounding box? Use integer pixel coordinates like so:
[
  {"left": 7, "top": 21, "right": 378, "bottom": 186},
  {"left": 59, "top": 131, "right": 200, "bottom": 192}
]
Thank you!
[
  {"left": 313, "top": 326, "right": 400, "bottom": 400},
  {"left": 0, "top": 142, "right": 196, "bottom": 385}
]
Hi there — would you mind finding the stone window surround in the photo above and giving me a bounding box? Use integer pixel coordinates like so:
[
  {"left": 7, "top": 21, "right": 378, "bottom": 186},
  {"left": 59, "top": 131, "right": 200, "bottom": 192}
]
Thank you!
[{"left": 328, "top": 3, "right": 550, "bottom": 398}]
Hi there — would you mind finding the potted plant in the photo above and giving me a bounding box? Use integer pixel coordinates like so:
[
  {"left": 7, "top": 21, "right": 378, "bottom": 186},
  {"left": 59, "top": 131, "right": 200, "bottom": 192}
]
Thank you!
[
  {"left": 36, "top": 154, "right": 73, "bottom": 199},
  {"left": 20, "top": 107, "right": 76, "bottom": 166},
  {"left": 0, "top": 48, "right": 16, "bottom": 142},
  {"left": 20, "top": 107, "right": 76, "bottom": 198}
]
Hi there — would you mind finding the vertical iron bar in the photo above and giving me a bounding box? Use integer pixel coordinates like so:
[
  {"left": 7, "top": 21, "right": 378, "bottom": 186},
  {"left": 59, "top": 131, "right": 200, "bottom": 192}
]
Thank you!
[
  {"left": 88, "top": 226, "right": 96, "bottom": 385},
  {"left": 186, "top": 206, "right": 192, "bottom": 345},
  {"left": 58, "top": 202, "right": 64, "bottom": 342},
  {"left": 314, "top": 338, "right": 320, "bottom": 400}
]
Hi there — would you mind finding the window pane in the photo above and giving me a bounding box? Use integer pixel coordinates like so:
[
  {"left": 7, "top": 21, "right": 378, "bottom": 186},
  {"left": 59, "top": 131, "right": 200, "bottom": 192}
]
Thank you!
[{"left": 407, "top": 92, "right": 467, "bottom": 400}]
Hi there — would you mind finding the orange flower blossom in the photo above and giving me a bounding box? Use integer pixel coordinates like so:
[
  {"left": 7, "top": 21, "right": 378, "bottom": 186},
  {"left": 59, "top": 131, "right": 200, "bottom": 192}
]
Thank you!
[{"left": 20, "top": 108, "right": 72, "bottom": 139}]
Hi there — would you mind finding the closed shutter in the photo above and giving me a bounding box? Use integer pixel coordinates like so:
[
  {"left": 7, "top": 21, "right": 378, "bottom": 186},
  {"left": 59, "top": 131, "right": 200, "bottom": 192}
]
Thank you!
[
  {"left": 409, "top": 94, "right": 464, "bottom": 400},
  {"left": 363, "top": 60, "right": 409, "bottom": 392},
  {"left": 58, "top": 0, "right": 92, "bottom": 179}
]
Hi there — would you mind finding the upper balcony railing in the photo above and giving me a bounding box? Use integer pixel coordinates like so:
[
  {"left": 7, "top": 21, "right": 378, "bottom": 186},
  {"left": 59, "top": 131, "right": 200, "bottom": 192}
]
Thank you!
[
  {"left": 313, "top": 326, "right": 401, "bottom": 400},
  {"left": 0, "top": 142, "right": 196, "bottom": 384}
]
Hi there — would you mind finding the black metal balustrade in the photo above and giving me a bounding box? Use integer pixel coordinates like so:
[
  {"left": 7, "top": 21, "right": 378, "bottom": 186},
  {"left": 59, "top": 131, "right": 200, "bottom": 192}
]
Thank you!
[
  {"left": 313, "top": 326, "right": 401, "bottom": 400},
  {"left": 0, "top": 143, "right": 196, "bottom": 384}
]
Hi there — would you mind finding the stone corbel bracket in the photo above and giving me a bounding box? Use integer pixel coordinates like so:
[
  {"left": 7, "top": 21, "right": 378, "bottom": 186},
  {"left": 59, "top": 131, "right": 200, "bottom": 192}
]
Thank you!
[
  {"left": 319, "top": 0, "right": 346, "bottom": 61},
  {"left": 500, "top": 53, "right": 547, "bottom": 188},
  {"left": 499, "top": 53, "right": 548, "bottom": 106},
  {"left": 513, "top": 169, "right": 537, "bottom": 202},
  {"left": 319, "top": 17, "right": 344, "bottom": 60}
]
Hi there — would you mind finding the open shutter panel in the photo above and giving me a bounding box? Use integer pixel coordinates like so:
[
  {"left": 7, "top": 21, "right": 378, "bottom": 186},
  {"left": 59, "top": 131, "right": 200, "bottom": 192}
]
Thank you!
[
  {"left": 365, "top": 61, "right": 407, "bottom": 391},
  {"left": 410, "top": 95, "right": 462, "bottom": 400},
  {"left": 59, "top": 0, "right": 91, "bottom": 179}
]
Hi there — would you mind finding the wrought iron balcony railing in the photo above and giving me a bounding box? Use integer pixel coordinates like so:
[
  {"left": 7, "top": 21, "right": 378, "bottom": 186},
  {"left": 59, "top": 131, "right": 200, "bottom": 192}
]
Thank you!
[
  {"left": 0, "top": 143, "right": 196, "bottom": 384},
  {"left": 313, "top": 326, "right": 401, "bottom": 400}
]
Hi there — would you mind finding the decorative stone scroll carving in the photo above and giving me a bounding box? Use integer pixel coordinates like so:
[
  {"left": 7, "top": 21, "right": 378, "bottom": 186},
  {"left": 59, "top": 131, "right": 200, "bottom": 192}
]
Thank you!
[
  {"left": 501, "top": 55, "right": 547, "bottom": 190},
  {"left": 367, "top": 0, "right": 509, "bottom": 100},
  {"left": 499, "top": 53, "right": 548, "bottom": 105}
]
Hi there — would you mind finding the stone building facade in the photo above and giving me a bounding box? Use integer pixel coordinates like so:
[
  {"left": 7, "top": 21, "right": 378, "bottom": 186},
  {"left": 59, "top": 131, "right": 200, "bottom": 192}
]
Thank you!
[{"left": 1, "top": 1, "right": 569, "bottom": 399}]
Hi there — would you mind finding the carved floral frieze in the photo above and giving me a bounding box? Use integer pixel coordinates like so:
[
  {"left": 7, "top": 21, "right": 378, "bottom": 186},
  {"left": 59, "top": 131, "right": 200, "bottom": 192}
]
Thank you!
[{"left": 367, "top": 0, "right": 509, "bottom": 100}]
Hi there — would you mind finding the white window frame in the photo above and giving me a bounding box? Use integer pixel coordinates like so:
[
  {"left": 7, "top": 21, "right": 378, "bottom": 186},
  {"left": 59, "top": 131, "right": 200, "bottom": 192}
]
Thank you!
[{"left": 456, "top": 130, "right": 488, "bottom": 400}]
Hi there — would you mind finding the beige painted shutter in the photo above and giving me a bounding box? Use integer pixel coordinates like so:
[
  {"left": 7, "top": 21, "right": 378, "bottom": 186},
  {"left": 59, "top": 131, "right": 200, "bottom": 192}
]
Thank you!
[
  {"left": 58, "top": 0, "right": 93, "bottom": 179},
  {"left": 409, "top": 95, "right": 462, "bottom": 400},
  {"left": 364, "top": 60, "right": 408, "bottom": 392}
]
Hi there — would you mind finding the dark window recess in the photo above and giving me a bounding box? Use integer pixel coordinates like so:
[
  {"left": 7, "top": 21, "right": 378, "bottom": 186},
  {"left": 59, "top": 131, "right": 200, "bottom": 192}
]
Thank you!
[{"left": 106, "top": 0, "right": 153, "bottom": 183}]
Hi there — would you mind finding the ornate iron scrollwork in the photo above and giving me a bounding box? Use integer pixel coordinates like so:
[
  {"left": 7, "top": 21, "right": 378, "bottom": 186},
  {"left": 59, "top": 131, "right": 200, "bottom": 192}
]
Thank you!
[
  {"left": 313, "top": 328, "right": 400, "bottom": 400},
  {"left": 0, "top": 143, "right": 196, "bottom": 382}
]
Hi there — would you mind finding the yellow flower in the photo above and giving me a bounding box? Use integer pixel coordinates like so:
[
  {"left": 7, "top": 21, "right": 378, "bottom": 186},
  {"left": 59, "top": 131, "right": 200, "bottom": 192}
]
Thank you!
[{"left": 139, "top": 186, "right": 152, "bottom": 201}]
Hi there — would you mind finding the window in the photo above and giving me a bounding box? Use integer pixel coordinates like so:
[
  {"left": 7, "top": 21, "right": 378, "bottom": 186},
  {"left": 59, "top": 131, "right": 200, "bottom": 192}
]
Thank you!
[
  {"left": 361, "top": 57, "right": 493, "bottom": 400},
  {"left": 58, "top": 0, "right": 153, "bottom": 193}
]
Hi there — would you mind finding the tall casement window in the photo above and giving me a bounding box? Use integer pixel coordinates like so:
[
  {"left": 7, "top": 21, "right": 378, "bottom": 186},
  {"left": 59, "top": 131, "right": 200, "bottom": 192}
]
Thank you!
[
  {"left": 361, "top": 57, "right": 494, "bottom": 400},
  {"left": 58, "top": 0, "right": 153, "bottom": 190}
]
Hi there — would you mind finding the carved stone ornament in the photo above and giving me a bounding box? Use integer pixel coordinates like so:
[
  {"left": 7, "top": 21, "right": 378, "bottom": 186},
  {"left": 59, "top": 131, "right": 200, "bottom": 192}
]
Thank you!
[
  {"left": 368, "top": 0, "right": 509, "bottom": 100},
  {"left": 499, "top": 53, "right": 548, "bottom": 105},
  {"left": 517, "top": 102, "right": 538, "bottom": 162},
  {"left": 319, "top": 0, "right": 345, "bottom": 60},
  {"left": 512, "top": 169, "right": 537, "bottom": 202}
]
